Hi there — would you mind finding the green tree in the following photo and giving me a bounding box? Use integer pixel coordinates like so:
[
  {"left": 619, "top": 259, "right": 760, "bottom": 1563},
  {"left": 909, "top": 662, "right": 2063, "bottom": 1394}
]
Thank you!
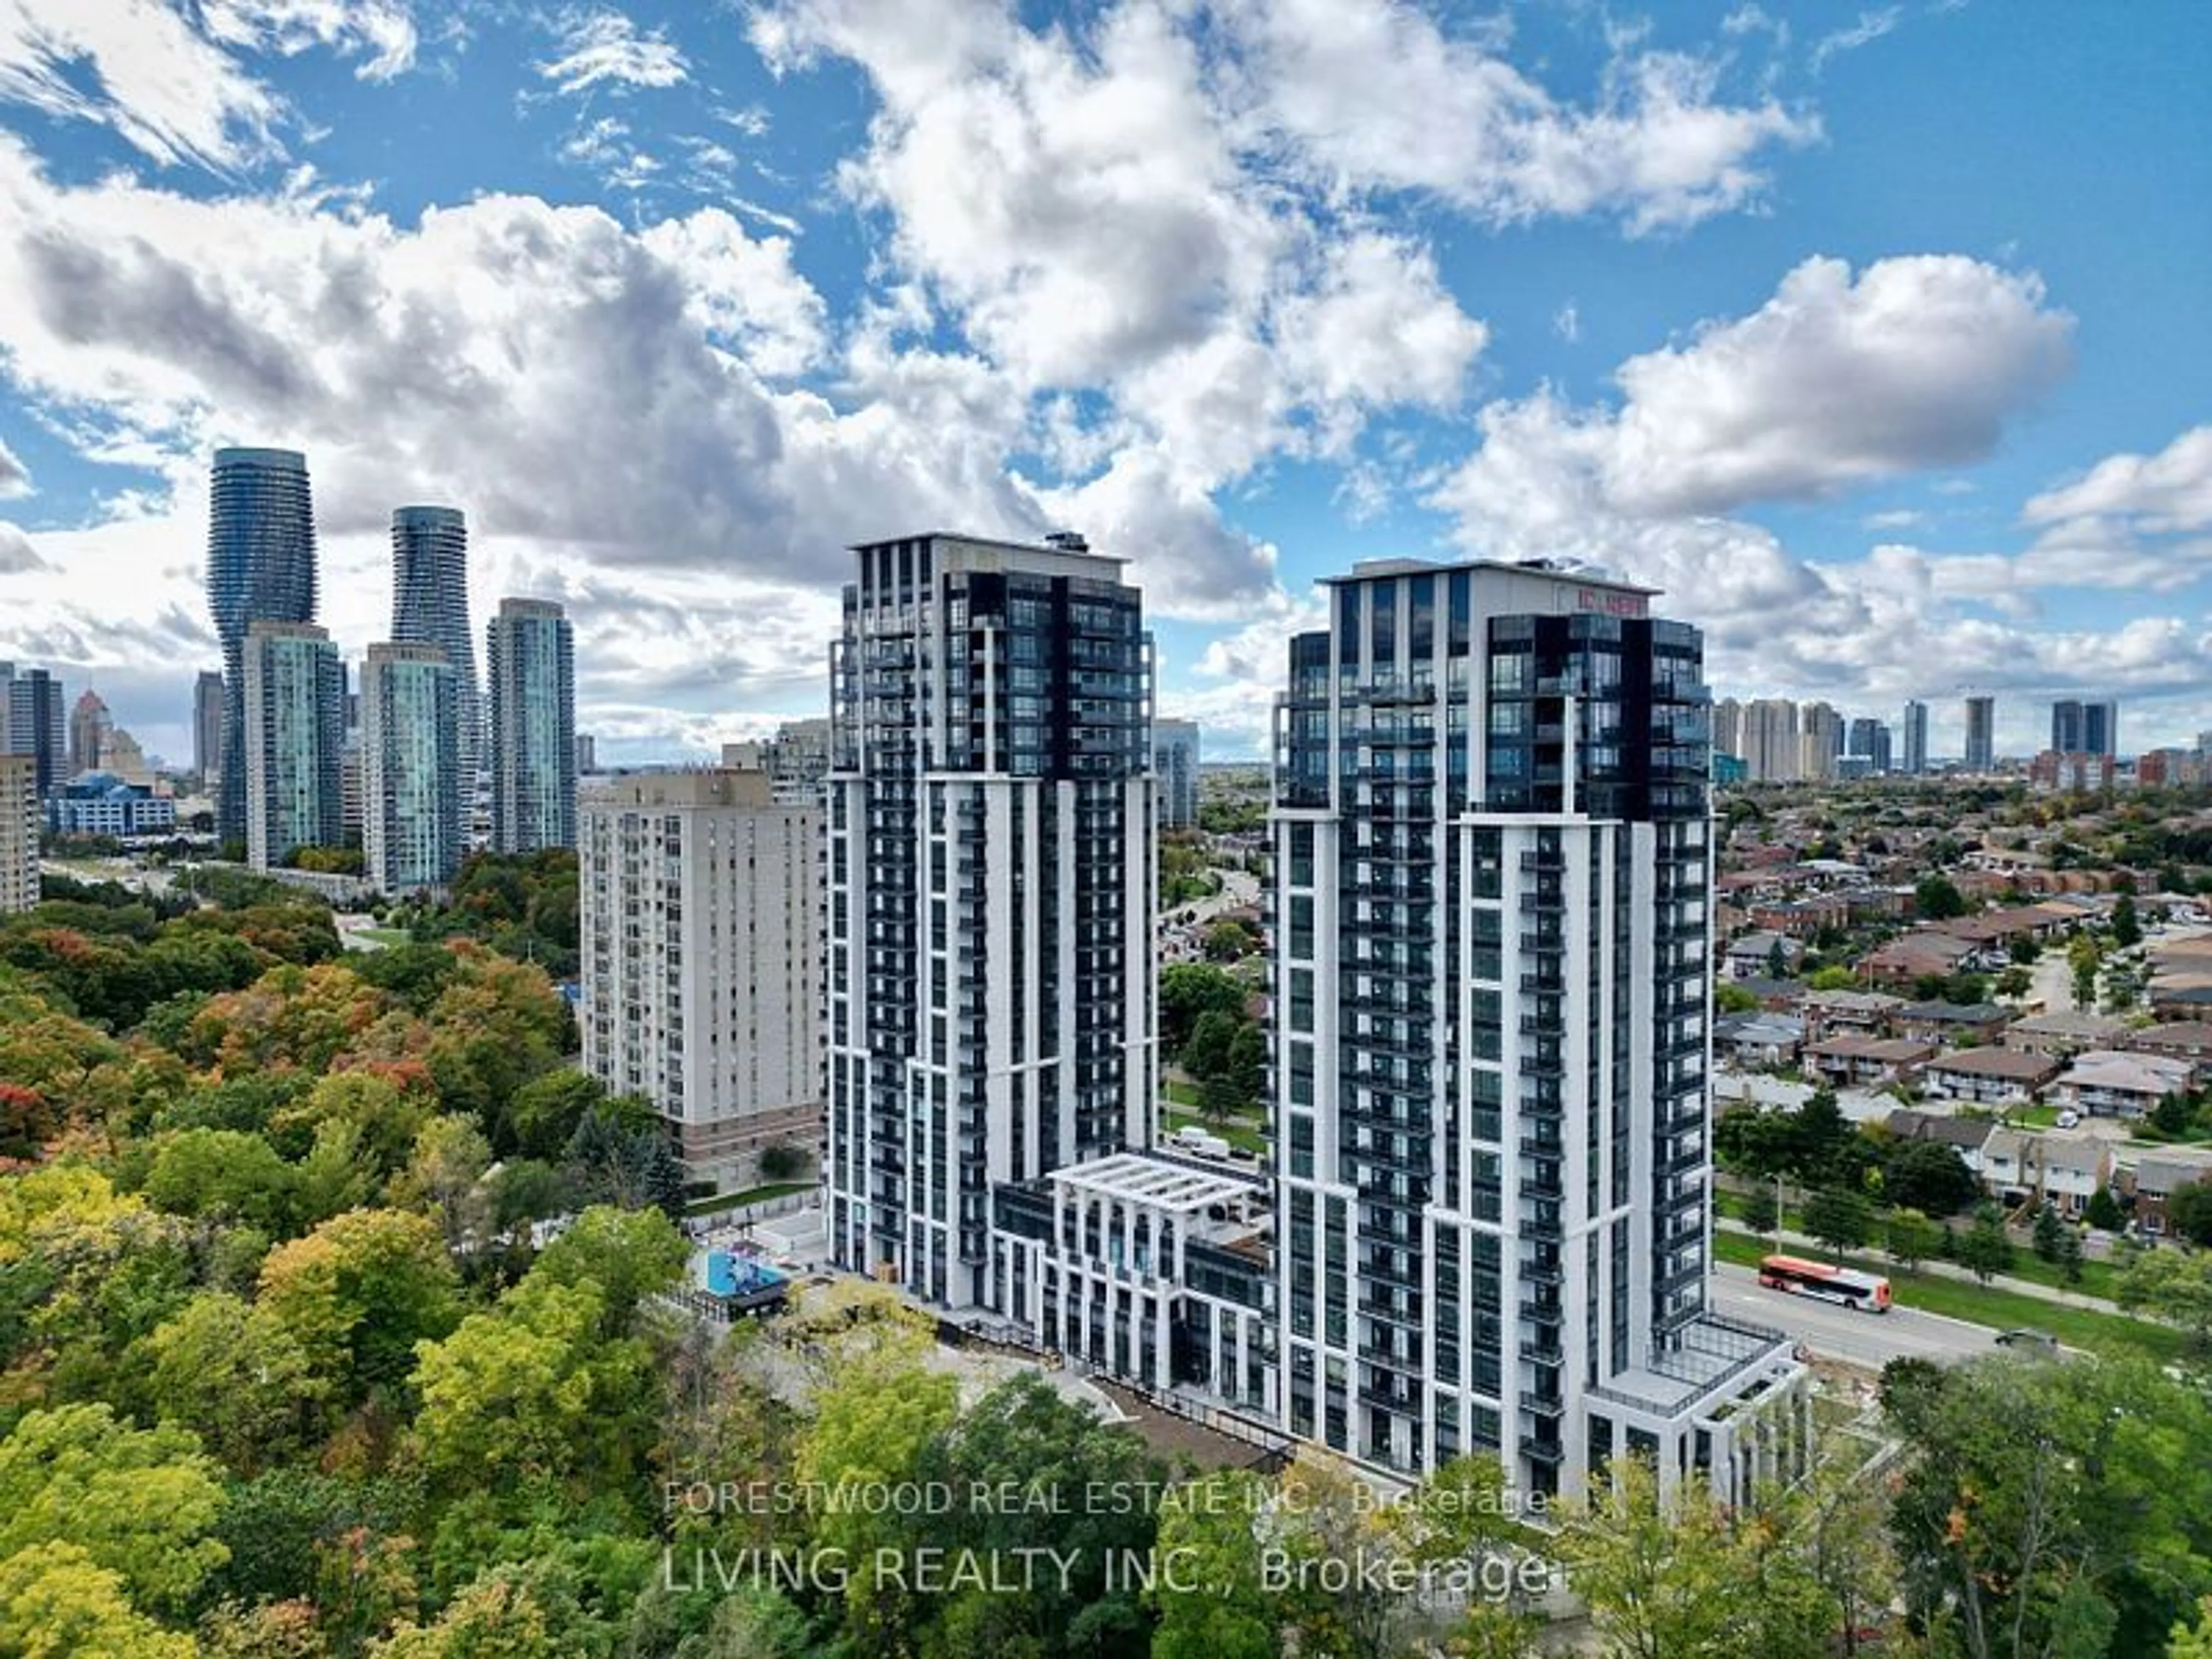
[
  {"left": 141, "top": 1126, "right": 298, "bottom": 1234},
  {"left": 525, "top": 1204, "right": 688, "bottom": 1339},
  {"left": 0, "top": 1542, "right": 195, "bottom": 1659},
  {"left": 2085, "top": 1184, "right": 2126, "bottom": 1232},
  {"left": 257, "top": 1208, "right": 461, "bottom": 1402},
  {"left": 1915, "top": 876, "right": 1969, "bottom": 920},
  {"left": 1158, "top": 963, "right": 1247, "bottom": 1060},
  {"left": 1805, "top": 965, "right": 1858, "bottom": 992},
  {"left": 1556, "top": 1456, "right": 1825, "bottom": 1659},
  {"left": 1715, "top": 982, "right": 1760, "bottom": 1014},
  {"left": 1203, "top": 918, "right": 1256, "bottom": 961},
  {"left": 1738, "top": 1187, "right": 1780, "bottom": 1234},
  {"left": 408, "top": 1278, "right": 652, "bottom": 1495},
  {"left": 2116, "top": 1247, "right": 2212, "bottom": 1351},
  {"left": 562, "top": 1106, "right": 685, "bottom": 1218},
  {"left": 390, "top": 1115, "right": 493, "bottom": 1251},
  {"left": 2168, "top": 1181, "right": 2212, "bottom": 1249},
  {"left": 2031, "top": 1202, "right": 2067, "bottom": 1264},
  {"left": 1149, "top": 1472, "right": 1278, "bottom": 1659},
  {"left": 1181, "top": 1009, "right": 1240, "bottom": 1081},
  {"left": 1885, "top": 1207, "right": 1943, "bottom": 1271},
  {"left": 1803, "top": 1187, "right": 1875, "bottom": 1260},
  {"left": 1884, "top": 1353, "right": 2212, "bottom": 1658},
  {"left": 2112, "top": 892, "right": 2142, "bottom": 948},
  {"left": 1956, "top": 1204, "right": 2016, "bottom": 1285},
  {"left": 1994, "top": 966, "right": 2032, "bottom": 999},
  {"left": 0, "top": 1403, "right": 228, "bottom": 1616},
  {"left": 370, "top": 1570, "right": 566, "bottom": 1658},
  {"left": 1881, "top": 1139, "right": 1979, "bottom": 1216},
  {"left": 134, "top": 1292, "right": 327, "bottom": 1474}
]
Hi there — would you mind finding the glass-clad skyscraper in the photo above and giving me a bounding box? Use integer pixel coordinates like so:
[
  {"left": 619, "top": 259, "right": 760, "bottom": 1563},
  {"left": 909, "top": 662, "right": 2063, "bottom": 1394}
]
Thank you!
[
  {"left": 1271, "top": 558, "right": 1803, "bottom": 1504},
  {"left": 486, "top": 598, "right": 577, "bottom": 851},
  {"left": 241, "top": 622, "right": 344, "bottom": 870},
  {"left": 209, "top": 448, "right": 317, "bottom": 843},
  {"left": 361, "top": 643, "right": 461, "bottom": 894},
  {"left": 391, "top": 507, "right": 480, "bottom": 797}
]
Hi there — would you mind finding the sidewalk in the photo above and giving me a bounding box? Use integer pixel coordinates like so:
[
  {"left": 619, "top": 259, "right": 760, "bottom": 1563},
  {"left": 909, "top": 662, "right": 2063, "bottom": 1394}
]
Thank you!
[{"left": 1721, "top": 1220, "right": 2128, "bottom": 1315}]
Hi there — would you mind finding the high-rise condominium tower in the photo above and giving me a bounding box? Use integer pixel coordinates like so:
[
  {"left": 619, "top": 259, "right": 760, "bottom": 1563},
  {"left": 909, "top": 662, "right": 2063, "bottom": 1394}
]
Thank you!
[
  {"left": 361, "top": 643, "right": 462, "bottom": 894},
  {"left": 2051, "top": 698, "right": 2118, "bottom": 758},
  {"left": 1902, "top": 699, "right": 1929, "bottom": 775},
  {"left": 4, "top": 668, "right": 66, "bottom": 796},
  {"left": 486, "top": 599, "right": 577, "bottom": 852},
  {"left": 209, "top": 449, "right": 317, "bottom": 843},
  {"left": 1964, "top": 696, "right": 1997, "bottom": 771},
  {"left": 824, "top": 532, "right": 1155, "bottom": 1308},
  {"left": 1271, "top": 558, "right": 1800, "bottom": 1503},
  {"left": 580, "top": 769, "right": 822, "bottom": 1191},
  {"left": 241, "top": 622, "right": 345, "bottom": 871},
  {"left": 391, "top": 507, "right": 481, "bottom": 794},
  {"left": 1153, "top": 718, "right": 1201, "bottom": 830},
  {"left": 1847, "top": 717, "right": 1892, "bottom": 775}
]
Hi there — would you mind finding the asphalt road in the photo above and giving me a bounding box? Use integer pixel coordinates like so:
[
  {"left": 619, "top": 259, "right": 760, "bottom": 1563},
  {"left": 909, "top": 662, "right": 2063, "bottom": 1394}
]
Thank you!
[{"left": 1710, "top": 1262, "right": 2003, "bottom": 1370}]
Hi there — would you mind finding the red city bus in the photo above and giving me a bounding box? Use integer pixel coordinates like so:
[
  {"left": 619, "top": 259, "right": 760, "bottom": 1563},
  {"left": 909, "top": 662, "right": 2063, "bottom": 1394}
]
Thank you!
[{"left": 1758, "top": 1253, "right": 1892, "bottom": 1314}]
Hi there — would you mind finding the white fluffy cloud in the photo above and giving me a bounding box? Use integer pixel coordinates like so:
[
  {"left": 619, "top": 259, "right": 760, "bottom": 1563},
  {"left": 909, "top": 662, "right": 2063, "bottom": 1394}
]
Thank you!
[
  {"left": 1213, "top": 0, "right": 1818, "bottom": 234},
  {"left": 1421, "top": 256, "right": 2212, "bottom": 724},
  {"left": 536, "top": 7, "right": 688, "bottom": 94},
  {"left": 1601, "top": 256, "right": 2074, "bottom": 514},
  {"left": 0, "top": 0, "right": 414, "bottom": 170}
]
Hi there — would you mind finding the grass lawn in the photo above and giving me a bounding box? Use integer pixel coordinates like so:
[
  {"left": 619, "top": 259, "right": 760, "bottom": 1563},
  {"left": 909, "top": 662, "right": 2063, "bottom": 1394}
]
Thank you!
[
  {"left": 2009, "top": 1104, "right": 2061, "bottom": 1129},
  {"left": 1715, "top": 1194, "right": 2124, "bottom": 1300},
  {"left": 1711, "top": 1230, "right": 2187, "bottom": 1363},
  {"left": 684, "top": 1181, "right": 816, "bottom": 1218},
  {"left": 1164, "top": 1079, "right": 1200, "bottom": 1107},
  {"left": 1162, "top": 1107, "right": 1267, "bottom": 1157}
]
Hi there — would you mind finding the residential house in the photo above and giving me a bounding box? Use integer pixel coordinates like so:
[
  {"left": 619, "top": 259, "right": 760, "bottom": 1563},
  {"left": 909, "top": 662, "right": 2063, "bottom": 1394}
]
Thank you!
[
  {"left": 1934, "top": 905, "right": 2073, "bottom": 971},
  {"left": 1712, "top": 1010, "right": 1804, "bottom": 1069},
  {"left": 2119, "top": 1148, "right": 2212, "bottom": 1236},
  {"left": 1884, "top": 1108, "right": 1994, "bottom": 1176},
  {"left": 1724, "top": 930, "right": 1804, "bottom": 982},
  {"left": 1919, "top": 1046, "right": 2061, "bottom": 1107},
  {"left": 1800, "top": 988, "right": 1906, "bottom": 1043},
  {"left": 1802, "top": 1035, "right": 1936, "bottom": 1089},
  {"left": 2123, "top": 1021, "right": 2212, "bottom": 1080},
  {"left": 1859, "top": 931, "right": 1978, "bottom": 989},
  {"left": 2002, "top": 1011, "right": 2131, "bottom": 1058},
  {"left": 1894, "top": 1001, "right": 2013, "bottom": 1047},
  {"left": 1730, "top": 975, "right": 1806, "bottom": 1013},
  {"left": 2050, "top": 1050, "right": 2196, "bottom": 1120},
  {"left": 1980, "top": 1127, "right": 2113, "bottom": 1217},
  {"left": 2149, "top": 984, "right": 2212, "bottom": 1022}
]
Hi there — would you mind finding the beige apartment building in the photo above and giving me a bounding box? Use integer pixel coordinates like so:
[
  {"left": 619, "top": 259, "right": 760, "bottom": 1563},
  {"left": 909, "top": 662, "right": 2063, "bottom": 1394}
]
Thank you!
[
  {"left": 0, "top": 753, "right": 36, "bottom": 914},
  {"left": 579, "top": 767, "right": 822, "bottom": 1194}
]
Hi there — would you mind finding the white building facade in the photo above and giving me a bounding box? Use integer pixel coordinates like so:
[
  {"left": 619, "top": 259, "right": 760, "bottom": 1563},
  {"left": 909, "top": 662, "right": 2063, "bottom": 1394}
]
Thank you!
[
  {"left": 361, "top": 642, "right": 462, "bottom": 895},
  {"left": 824, "top": 532, "right": 1159, "bottom": 1311},
  {"left": 1270, "top": 558, "right": 1802, "bottom": 1505},
  {"left": 580, "top": 768, "right": 822, "bottom": 1194}
]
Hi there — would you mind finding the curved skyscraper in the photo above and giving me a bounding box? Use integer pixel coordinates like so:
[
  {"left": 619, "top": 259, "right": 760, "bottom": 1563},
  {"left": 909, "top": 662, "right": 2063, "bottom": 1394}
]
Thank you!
[
  {"left": 209, "top": 448, "right": 317, "bottom": 844},
  {"left": 391, "top": 506, "right": 480, "bottom": 801}
]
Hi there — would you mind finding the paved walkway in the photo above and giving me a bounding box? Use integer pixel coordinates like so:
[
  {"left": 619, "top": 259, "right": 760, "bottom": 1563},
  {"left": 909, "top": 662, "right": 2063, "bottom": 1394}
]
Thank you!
[{"left": 1721, "top": 1220, "right": 2130, "bottom": 1314}]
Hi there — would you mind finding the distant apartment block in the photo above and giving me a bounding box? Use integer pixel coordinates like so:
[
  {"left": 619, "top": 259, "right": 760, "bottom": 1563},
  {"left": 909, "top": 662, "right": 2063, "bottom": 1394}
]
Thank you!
[
  {"left": 241, "top": 621, "right": 344, "bottom": 871},
  {"left": 2050, "top": 698, "right": 2117, "bottom": 758},
  {"left": 0, "top": 755, "right": 37, "bottom": 913},
  {"left": 1901, "top": 699, "right": 1929, "bottom": 775},
  {"left": 361, "top": 643, "right": 462, "bottom": 894},
  {"left": 47, "top": 775, "right": 178, "bottom": 839},
  {"left": 1963, "top": 695, "right": 1996, "bottom": 772},
  {"left": 486, "top": 598, "right": 577, "bottom": 852},
  {"left": 580, "top": 768, "right": 822, "bottom": 1193},
  {"left": 5, "top": 668, "right": 66, "bottom": 797},
  {"left": 194, "top": 669, "right": 225, "bottom": 785},
  {"left": 1153, "top": 717, "right": 1201, "bottom": 830}
]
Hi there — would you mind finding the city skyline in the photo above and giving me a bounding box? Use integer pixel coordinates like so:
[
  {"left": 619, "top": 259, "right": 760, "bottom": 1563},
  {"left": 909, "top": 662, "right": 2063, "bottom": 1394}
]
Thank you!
[{"left": 0, "top": 4, "right": 2205, "bottom": 767}]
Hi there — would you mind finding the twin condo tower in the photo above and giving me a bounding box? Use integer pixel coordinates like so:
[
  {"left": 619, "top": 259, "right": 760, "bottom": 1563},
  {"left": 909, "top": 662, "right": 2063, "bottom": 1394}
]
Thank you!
[{"left": 815, "top": 533, "right": 1805, "bottom": 1507}]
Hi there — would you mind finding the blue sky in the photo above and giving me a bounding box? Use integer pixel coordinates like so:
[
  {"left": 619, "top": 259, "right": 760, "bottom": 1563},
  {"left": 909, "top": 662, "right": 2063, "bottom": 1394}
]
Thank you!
[{"left": 0, "top": 0, "right": 2206, "bottom": 765}]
